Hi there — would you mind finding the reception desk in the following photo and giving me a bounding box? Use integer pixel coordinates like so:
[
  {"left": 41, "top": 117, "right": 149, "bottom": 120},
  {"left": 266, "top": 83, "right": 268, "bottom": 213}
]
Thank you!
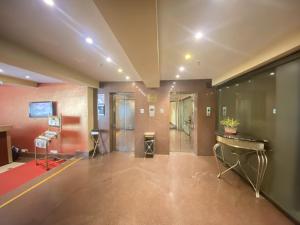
[{"left": 0, "top": 125, "right": 12, "bottom": 166}]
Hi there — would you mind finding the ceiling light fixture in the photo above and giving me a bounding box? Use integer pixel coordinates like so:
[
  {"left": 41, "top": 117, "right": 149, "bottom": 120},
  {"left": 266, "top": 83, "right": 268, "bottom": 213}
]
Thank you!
[
  {"left": 118, "top": 68, "right": 123, "bottom": 73},
  {"left": 173, "top": 82, "right": 176, "bottom": 85},
  {"left": 43, "top": 0, "right": 55, "bottom": 7},
  {"left": 0, "top": 68, "right": 3, "bottom": 73},
  {"left": 126, "top": 76, "right": 130, "bottom": 80},
  {"left": 25, "top": 75, "right": 30, "bottom": 79},
  {"left": 269, "top": 72, "right": 275, "bottom": 76},
  {"left": 176, "top": 74, "right": 180, "bottom": 79},
  {"left": 106, "top": 57, "right": 112, "bottom": 63},
  {"left": 195, "top": 31, "right": 203, "bottom": 40},
  {"left": 185, "top": 54, "right": 191, "bottom": 60},
  {"left": 179, "top": 66, "right": 185, "bottom": 72},
  {"left": 85, "top": 37, "right": 93, "bottom": 45}
]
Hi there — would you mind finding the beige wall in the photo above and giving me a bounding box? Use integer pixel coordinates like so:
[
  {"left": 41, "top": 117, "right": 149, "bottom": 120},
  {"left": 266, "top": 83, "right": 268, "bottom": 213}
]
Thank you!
[{"left": 98, "top": 80, "right": 216, "bottom": 157}]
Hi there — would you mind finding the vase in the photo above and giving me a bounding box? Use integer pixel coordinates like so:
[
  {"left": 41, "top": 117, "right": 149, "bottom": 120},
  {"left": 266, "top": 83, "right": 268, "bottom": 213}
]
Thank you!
[{"left": 224, "top": 127, "right": 237, "bottom": 134}]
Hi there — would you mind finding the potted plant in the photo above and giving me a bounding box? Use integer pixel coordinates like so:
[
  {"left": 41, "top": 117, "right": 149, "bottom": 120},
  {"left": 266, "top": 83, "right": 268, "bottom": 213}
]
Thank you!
[{"left": 220, "top": 118, "right": 240, "bottom": 134}]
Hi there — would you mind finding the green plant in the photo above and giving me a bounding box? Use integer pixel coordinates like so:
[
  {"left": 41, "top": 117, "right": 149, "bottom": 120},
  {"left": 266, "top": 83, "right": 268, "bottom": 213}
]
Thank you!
[{"left": 220, "top": 118, "right": 240, "bottom": 128}]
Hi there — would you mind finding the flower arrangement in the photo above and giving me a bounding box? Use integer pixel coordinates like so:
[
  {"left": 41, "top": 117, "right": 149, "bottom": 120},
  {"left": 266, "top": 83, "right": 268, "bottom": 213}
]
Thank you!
[{"left": 220, "top": 118, "right": 240, "bottom": 134}]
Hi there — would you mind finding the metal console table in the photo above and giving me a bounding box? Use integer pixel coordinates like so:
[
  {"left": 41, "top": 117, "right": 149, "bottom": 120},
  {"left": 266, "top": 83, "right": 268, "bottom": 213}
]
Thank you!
[{"left": 213, "top": 132, "right": 268, "bottom": 198}]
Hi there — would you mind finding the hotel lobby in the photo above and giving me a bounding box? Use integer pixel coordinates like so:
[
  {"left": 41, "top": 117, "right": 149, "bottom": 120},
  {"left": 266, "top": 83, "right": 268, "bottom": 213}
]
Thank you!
[{"left": 0, "top": 0, "right": 300, "bottom": 224}]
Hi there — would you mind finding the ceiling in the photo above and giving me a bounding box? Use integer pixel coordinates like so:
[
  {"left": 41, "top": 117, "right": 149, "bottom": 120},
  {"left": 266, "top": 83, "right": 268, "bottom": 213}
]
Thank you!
[
  {"left": 158, "top": 0, "right": 300, "bottom": 81},
  {"left": 0, "top": 63, "right": 62, "bottom": 83},
  {"left": 0, "top": 0, "right": 300, "bottom": 86},
  {"left": 94, "top": 0, "right": 160, "bottom": 87},
  {"left": 0, "top": 0, "right": 140, "bottom": 83}
]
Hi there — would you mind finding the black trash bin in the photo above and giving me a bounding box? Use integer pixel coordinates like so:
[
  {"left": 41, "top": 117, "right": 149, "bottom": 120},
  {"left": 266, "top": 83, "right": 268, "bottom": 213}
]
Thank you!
[{"left": 144, "top": 132, "right": 155, "bottom": 157}]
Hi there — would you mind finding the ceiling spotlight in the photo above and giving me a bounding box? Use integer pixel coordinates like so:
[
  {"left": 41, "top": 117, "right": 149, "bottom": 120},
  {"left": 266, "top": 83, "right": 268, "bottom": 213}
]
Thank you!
[
  {"left": 179, "top": 66, "right": 185, "bottom": 72},
  {"left": 269, "top": 72, "right": 275, "bottom": 76},
  {"left": 43, "top": 0, "right": 55, "bottom": 7},
  {"left": 25, "top": 75, "right": 30, "bottom": 79},
  {"left": 195, "top": 31, "right": 203, "bottom": 40},
  {"left": 106, "top": 57, "right": 112, "bottom": 63},
  {"left": 85, "top": 37, "right": 93, "bottom": 45},
  {"left": 118, "top": 68, "right": 123, "bottom": 73},
  {"left": 126, "top": 76, "right": 130, "bottom": 80},
  {"left": 0, "top": 68, "right": 3, "bottom": 73},
  {"left": 185, "top": 54, "right": 191, "bottom": 60},
  {"left": 176, "top": 74, "right": 180, "bottom": 79}
]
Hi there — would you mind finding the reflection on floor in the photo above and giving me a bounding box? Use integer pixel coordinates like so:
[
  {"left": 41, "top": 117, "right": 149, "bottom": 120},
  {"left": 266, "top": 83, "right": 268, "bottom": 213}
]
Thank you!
[
  {"left": 170, "top": 129, "right": 194, "bottom": 152},
  {"left": 0, "top": 152, "right": 293, "bottom": 225},
  {"left": 115, "top": 130, "right": 134, "bottom": 152}
]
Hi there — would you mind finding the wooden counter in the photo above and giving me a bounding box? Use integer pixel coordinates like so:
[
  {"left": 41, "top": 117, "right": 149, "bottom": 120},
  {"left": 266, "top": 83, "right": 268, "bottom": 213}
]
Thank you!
[{"left": 0, "top": 125, "right": 12, "bottom": 166}]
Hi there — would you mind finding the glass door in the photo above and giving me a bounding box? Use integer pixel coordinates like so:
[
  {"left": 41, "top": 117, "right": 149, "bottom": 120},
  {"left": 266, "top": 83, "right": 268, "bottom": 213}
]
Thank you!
[
  {"left": 169, "top": 92, "right": 196, "bottom": 153},
  {"left": 112, "top": 93, "right": 135, "bottom": 152}
]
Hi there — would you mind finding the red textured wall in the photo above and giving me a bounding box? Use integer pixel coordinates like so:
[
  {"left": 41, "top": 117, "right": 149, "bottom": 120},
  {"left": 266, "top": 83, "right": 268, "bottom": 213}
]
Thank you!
[{"left": 0, "top": 83, "right": 89, "bottom": 154}]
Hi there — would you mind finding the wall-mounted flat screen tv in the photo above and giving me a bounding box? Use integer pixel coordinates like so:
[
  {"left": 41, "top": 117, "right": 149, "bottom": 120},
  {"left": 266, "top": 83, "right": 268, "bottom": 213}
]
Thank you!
[{"left": 29, "top": 101, "right": 55, "bottom": 118}]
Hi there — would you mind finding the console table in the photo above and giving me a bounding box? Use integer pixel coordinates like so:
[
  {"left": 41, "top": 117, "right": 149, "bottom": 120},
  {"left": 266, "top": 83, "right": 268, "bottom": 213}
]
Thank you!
[
  {"left": 213, "top": 132, "right": 268, "bottom": 198},
  {"left": 0, "top": 125, "right": 12, "bottom": 166}
]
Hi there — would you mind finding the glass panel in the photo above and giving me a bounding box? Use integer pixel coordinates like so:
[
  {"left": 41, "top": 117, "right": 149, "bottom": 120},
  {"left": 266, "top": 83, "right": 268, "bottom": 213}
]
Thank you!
[{"left": 169, "top": 92, "right": 195, "bottom": 153}]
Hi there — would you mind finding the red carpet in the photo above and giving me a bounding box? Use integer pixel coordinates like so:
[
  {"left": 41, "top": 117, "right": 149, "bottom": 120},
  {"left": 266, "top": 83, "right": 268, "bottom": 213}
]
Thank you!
[{"left": 0, "top": 160, "right": 65, "bottom": 196}]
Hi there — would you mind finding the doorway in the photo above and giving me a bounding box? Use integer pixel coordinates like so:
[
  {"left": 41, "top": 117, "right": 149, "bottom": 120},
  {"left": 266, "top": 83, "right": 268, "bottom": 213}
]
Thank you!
[
  {"left": 111, "top": 93, "right": 135, "bottom": 152},
  {"left": 169, "top": 92, "right": 196, "bottom": 153}
]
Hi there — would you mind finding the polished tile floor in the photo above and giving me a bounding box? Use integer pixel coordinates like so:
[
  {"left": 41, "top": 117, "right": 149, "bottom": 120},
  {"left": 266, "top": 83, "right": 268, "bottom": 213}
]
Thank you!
[
  {"left": 170, "top": 129, "right": 195, "bottom": 153},
  {"left": 0, "top": 152, "right": 293, "bottom": 225}
]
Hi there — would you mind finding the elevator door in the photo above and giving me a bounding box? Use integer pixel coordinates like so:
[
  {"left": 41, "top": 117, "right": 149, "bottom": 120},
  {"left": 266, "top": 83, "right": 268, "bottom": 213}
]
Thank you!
[
  {"left": 169, "top": 93, "right": 196, "bottom": 153},
  {"left": 112, "top": 94, "right": 135, "bottom": 152}
]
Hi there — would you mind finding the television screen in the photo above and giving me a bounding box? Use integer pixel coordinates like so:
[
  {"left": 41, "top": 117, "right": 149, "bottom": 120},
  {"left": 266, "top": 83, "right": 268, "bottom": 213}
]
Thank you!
[{"left": 29, "top": 101, "right": 55, "bottom": 118}]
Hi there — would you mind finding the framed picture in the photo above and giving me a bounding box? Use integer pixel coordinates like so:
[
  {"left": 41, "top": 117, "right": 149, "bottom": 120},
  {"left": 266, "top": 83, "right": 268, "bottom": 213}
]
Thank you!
[{"left": 98, "top": 94, "right": 105, "bottom": 116}]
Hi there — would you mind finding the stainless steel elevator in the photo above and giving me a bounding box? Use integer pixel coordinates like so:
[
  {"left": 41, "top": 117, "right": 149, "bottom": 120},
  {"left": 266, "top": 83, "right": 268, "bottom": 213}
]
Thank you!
[{"left": 112, "top": 93, "right": 135, "bottom": 152}]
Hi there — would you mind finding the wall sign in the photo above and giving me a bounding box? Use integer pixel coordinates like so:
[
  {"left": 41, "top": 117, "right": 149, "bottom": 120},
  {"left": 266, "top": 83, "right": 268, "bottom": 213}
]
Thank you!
[{"left": 147, "top": 94, "right": 157, "bottom": 103}]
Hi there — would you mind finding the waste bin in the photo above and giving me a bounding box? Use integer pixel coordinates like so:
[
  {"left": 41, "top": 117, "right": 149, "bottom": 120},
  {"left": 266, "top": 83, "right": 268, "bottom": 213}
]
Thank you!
[{"left": 144, "top": 132, "right": 155, "bottom": 157}]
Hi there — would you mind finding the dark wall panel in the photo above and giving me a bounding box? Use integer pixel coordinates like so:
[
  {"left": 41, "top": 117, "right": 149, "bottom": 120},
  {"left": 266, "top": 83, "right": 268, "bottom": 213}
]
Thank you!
[{"left": 217, "top": 53, "right": 300, "bottom": 222}]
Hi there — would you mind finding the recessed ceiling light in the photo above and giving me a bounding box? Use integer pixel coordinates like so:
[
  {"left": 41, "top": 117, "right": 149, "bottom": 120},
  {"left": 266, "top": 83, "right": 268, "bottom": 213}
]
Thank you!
[
  {"left": 179, "top": 66, "right": 185, "bottom": 72},
  {"left": 269, "top": 72, "right": 275, "bottom": 76},
  {"left": 0, "top": 68, "right": 3, "bottom": 73},
  {"left": 43, "top": 0, "right": 55, "bottom": 7},
  {"left": 25, "top": 75, "right": 30, "bottom": 79},
  {"left": 195, "top": 31, "right": 203, "bottom": 40},
  {"left": 118, "top": 68, "right": 123, "bottom": 73},
  {"left": 85, "top": 37, "right": 93, "bottom": 45},
  {"left": 176, "top": 74, "right": 180, "bottom": 79},
  {"left": 126, "top": 76, "right": 130, "bottom": 80},
  {"left": 106, "top": 57, "right": 112, "bottom": 63},
  {"left": 185, "top": 54, "right": 191, "bottom": 60}
]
